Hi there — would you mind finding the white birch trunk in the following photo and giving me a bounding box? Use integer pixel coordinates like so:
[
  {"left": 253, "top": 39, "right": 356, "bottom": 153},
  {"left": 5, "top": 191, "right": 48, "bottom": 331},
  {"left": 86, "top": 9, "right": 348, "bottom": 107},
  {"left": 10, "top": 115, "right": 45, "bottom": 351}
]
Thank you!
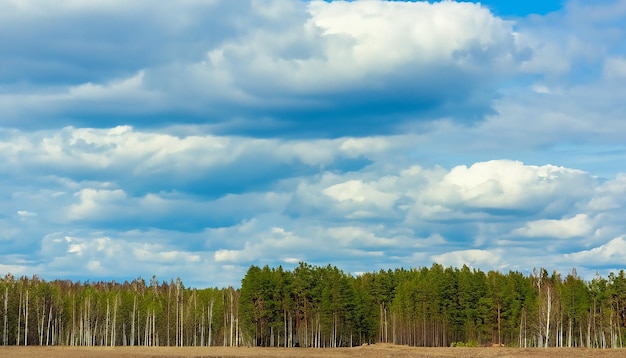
[
  {"left": 25, "top": 289, "right": 29, "bottom": 346},
  {"left": 105, "top": 299, "right": 110, "bottom": 347},
  {"left": 229, "top": 290, "right": 234, "bottom": 347},
  {"left": 545, "top": 286, "right": 551, "bottom": 348},
  {"left": 39, "top": 302, "right": 44, "bottom": 345},
  {"left": 208, "top": 298, "right": 213, "bottom": 347},
  {"left": 17, "top": 289, "right": 22, "bottom": 346},
  {"left": 175, "top": 286, "right": 178, "bottom": 347},
  {"left": 180, "top": 299, "right": 184, "bottom": 346},
  {"left": 111, "top": 295, "right": 117, "bottom": 347},
  {"left": 568, "top": 317, "right": 572, "bottom": 347},
  {"left": 587, "top": 307, "right": 591, "bottom": 348},
  {"left": 131, "top": 295, "right": 136, "bottom": 347},
  {"left": 3, "top": 287, "right": 8, "bottom": 346},
  {"left": 201, "top": 310, "right": 205, "bottom": 346},
  {"left": 46, "top": 305, "right": 52, "bottom": 346}
]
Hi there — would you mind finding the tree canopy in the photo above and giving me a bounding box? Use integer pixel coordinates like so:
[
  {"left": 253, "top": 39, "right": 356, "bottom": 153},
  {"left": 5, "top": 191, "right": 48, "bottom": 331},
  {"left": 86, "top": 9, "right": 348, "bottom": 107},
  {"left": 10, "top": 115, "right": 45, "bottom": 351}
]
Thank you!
[{"left": 2, "top": 265, "right": 625, "bottom": 348}]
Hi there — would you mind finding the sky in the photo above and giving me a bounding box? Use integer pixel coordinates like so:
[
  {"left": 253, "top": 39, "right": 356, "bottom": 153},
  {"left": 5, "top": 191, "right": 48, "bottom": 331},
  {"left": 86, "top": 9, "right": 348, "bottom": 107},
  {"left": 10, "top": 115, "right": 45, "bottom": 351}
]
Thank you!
[{"left": 1, "top": 0, "right": 626, "bottom": 288}]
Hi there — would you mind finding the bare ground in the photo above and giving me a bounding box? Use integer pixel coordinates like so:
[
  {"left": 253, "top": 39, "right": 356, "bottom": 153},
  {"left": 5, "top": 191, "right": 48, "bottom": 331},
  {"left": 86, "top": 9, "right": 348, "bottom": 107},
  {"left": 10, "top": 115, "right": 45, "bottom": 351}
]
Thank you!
[{"left": 1, "top": 344, "right": 625, "bottom": 358}]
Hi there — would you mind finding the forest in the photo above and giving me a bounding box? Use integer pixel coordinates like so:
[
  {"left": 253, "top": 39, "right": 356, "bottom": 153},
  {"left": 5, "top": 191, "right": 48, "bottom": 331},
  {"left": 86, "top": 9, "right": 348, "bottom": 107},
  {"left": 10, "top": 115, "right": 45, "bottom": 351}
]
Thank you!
[{"left": 1, "top": 263, "right": 625, "bottom": 349}]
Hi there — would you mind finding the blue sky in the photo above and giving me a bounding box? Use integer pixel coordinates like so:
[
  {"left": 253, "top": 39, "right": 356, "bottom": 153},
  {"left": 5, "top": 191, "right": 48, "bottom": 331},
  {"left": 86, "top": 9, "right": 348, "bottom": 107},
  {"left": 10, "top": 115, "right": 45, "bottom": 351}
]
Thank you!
[
  {"left": 1, "top": 0, "right": 626, "bottom": 287},
  {"left": 478, "top": 0, "right": 564, "bottom": 16}
]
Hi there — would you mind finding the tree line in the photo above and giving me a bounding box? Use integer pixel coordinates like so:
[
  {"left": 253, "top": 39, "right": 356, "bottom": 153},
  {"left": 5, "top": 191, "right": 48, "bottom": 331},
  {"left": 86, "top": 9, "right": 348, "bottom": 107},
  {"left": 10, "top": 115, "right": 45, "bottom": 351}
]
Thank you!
[{"left": 1, "top": 263, "right": 625, "bottom": 348}]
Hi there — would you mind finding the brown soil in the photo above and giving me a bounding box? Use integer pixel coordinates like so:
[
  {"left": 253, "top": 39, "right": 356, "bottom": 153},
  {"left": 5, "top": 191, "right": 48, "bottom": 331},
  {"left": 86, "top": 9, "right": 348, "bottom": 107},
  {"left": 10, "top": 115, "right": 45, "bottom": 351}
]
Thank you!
[{"left": 1, "top": 344, "right": 625, "bottom": 357}]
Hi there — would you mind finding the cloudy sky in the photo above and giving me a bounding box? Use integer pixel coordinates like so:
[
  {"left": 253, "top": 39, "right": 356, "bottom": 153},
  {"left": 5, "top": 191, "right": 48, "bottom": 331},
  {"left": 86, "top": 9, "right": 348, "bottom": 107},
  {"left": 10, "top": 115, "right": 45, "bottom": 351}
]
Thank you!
[{"left": 1, "top": 0, "right": 625, "bottom": 287}]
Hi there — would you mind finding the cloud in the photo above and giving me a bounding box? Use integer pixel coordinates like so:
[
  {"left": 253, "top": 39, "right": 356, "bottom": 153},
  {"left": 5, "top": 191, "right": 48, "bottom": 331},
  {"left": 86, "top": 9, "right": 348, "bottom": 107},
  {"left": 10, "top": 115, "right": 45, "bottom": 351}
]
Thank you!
[
  {"left": 418, "top": 160, "right": 593, "bottom": 218},
  {"left": 68, "top": 188, "right": 128, "bottom": 221},
  {"left": 564, "top": 237, "right": 626, "bottom": 266},
  {"left": 17, "top": 210, "right": 37, "bottom": 217},
  {"left": 432, "top": 249, "right": 503, "bottom": 268},
  {"left": 511, "top": 214, "right": 593, "bottom": 239},
  {"left": 604, "top": 57, "right": 626, "bottom": 79},
  {"left": 323, "top": 179, "right": 399, "bottom": 218},
  {"left": 37, "top": 231, "right": 229, "bottom": 286},
  {"left": 0, "top": 126, "right": 380, "bottom": 200},
  {"left": 0, "top": 0, "right": 523, "bottom": 136},
  {"left": 1, "top": 0, "right": 626, "bottom": 287},
  {"left": 4, "top": 153, "right": 626, "bottom": 285}
]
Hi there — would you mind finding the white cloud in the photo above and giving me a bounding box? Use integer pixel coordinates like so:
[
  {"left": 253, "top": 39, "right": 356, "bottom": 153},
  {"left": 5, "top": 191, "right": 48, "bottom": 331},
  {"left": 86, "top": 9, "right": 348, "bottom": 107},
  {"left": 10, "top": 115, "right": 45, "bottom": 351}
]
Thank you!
[
  {"left": 323, "top": 179, "right": 399, "bottom": 216},
  {"left": 283, "top": 257, "right": 301, "bottom": 264},
  {"left": 67, "top": 188, "right": 127, "bottom": 221},
  {"left": 199, "top": 0, "right": 518, "bottom": 103},
  {"left": 37, "top": 231, "right": 227, "bottom": 286},
  {"left": 588, "top": 174, "right": 626, "bottom": 212},
  {"left": 17, "top": 210, "right": 37, "bottom": 217},
  {"left": 604, "top": 57, "right": 626, "bottom": 79},
  {"left": 3, "top": 152, "right": 625, "bottom": 285},
  {"left": 0, "top": 126, "right": 381, "bottom": 178},
  {"left": 326, "top": 226, "right": 398, "bottom": 248},
  {"left": 133, "top": 244, "right": 201, "bottom": 264},
  {"left": 214, "top": 248, "right": 252, "bottom": 263},
  {"left": 1, "top": 1, "right": 625, "bottom": 287},
  {"left": 564, "top": 237, "right": 626, "bottom": 266},
  {"left": 0, "top": 0, "right": 522, "bottom": 132},
  {"left": 432, "top": 249, "right": 503, "bottom": 268},
  {"left": 511, "top": 214, "right": 593, "bottom": 239},
  {"left": 422, "top": 160, "right": 591, "bottom": 214},
  {"left": 306, "top": 0, "right": 515, "bottom": 76}
]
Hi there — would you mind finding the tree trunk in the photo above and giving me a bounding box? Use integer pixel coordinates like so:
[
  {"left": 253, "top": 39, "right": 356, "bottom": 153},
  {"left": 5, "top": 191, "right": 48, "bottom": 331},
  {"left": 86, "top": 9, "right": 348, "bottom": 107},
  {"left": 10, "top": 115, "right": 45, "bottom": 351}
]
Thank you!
[
  {"left": 167, "top": 285, "right": 171, "bottom": 346},
  {"left": 229, "top": 290, "right": 234, "bottom": 347},
  {"left": 283, "top": 308, "right": 287, "bottom": 347},
  {"left": 105, "top": 299, "right": 110, "bottom": 347},
  {"left": 545, "top": 286, "right": 551, "bottom": 348},
  {"left": 497, "top": 302, "right": 502, "bottom": 346},
  {"left": 208, "top": 298, "right": 213, "bottom": 347},
  {"left": 176, "top": 285, "right": 179, "bottom": 347},
  {"left": 131, "top": 295, "right": 136, "bottom": 347},
  {"left": 587, "top": 307, "right": 591, "bottom": 348},
  {"left": 39, "top": 301, "right": 44, "bottom": 345},
  {"left": 179, "top": 297, "right": 184, "bottom": 346},
  {"left": 46, "top": 305, "right": 52, "bottom": 346},
  {"left": 17, "top": 289, "right": 22, "bottom": 346},
  {"left": 567, "top": 317, "right": 572, "bottom": 348},
  {"left": 24, "top": 289, "right": 29, "bottom": 346},
  {"left": 111, "top": 295, "right": 117, "bottom": 347},
  {"left": 3, "top": 286, "right": 8, "bottom": 346}
]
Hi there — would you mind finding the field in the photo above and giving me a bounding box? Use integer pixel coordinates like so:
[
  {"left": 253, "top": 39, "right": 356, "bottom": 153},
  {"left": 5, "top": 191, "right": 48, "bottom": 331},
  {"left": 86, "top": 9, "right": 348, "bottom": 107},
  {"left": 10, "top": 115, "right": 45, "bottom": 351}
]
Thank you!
[{"left": 2, "top": 344, "right": 626, "bottom": 358}]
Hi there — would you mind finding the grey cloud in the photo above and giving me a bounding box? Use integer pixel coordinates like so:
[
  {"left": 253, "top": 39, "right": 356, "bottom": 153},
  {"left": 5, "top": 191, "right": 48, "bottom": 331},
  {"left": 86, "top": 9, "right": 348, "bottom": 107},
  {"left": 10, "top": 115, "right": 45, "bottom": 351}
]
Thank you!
[{"left": 0, "top": 1, "right": 523, "bottom": 136}]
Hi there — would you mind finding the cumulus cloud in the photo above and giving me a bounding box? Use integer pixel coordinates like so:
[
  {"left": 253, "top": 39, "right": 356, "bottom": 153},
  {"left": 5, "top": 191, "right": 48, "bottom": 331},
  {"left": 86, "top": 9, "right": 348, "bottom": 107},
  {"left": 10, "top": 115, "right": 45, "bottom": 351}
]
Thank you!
[
  {"left": 38, "top": 231, "right": 227, "bottom": 286},
  {"left": 406, "top": 160, "right": 595, "bottom": 224},
  {"left": 68, "top": 188, "right": 128, "bottom": 221},
  {"left": 564, "top": 237, "right": 626, "bottom": 266},
  {"left": 1, "top": 0, "right": 626, "bottom": 286},
  {"left": 4, "top": 152, "right": 626, "bottom": 285},
  {"left": 0, "top": 0, "right": 523, "bottom": 135},
  {"left": 511, "top": 214, "right": 593, "bottom": 239},
  {"left": 432, "top": 249, "right": 503, "bottom": 268}
]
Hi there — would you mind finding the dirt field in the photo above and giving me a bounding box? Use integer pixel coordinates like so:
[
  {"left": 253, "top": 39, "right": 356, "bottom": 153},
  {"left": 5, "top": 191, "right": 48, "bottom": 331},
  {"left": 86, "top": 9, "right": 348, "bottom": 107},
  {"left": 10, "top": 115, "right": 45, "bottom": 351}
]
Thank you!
[{"left": 1, "top": 344, "right": 625, "bottom": 358}]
